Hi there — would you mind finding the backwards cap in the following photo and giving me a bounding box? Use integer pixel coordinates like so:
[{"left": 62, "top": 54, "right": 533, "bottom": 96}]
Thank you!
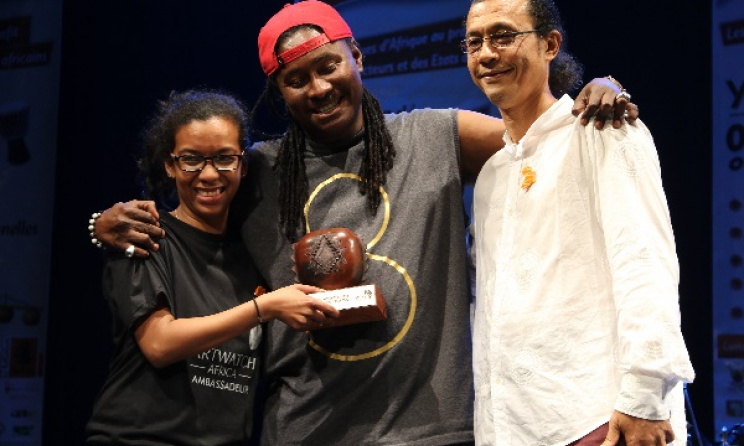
[{"left": 258, "top": 1, "right": 353, "bottom": 76}]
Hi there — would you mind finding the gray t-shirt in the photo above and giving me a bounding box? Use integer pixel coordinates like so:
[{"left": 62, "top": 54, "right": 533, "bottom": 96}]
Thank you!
[{"left": 241, "top": 109, "right": 474, "bottom": 446}]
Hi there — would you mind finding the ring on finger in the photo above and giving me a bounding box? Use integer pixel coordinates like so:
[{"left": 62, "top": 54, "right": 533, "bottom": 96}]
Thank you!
[
  {"left": 125, "top": 244, "right": 135, "bottom": 258},
  {"left": 616, "top": 90, "right": 631, "bottom": 102}
]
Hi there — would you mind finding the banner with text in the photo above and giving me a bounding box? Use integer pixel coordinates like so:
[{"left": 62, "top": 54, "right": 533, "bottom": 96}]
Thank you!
[
  {"left": 0, "top": 1, "right": 62, "bottom": 444},
  {"left": 337, "top": 0, "right": 494, "bottom": 115},
  {"left": 712, "top": 0, "right": 744, "bottom": 431},
  {"left": 336, "top": 0, "right": 494, "bottom": 222}
]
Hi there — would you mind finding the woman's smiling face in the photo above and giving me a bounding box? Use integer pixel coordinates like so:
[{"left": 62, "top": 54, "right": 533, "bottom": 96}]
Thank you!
[{"left": 165, "top": 116, "right": 245, "bottom": 233}]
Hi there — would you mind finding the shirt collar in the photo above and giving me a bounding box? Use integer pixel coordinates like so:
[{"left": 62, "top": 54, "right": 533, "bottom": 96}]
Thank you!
[{"left": 503, "top": 94, "right": 575, "bottom": 158}]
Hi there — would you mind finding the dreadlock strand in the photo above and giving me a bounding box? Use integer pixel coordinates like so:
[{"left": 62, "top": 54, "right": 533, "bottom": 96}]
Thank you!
[
  {"left": 276, "top": 121, "right": 308, "bottom": 241},
  {"left": 358, "top": 88, "right": 395, "bottom": 213}
]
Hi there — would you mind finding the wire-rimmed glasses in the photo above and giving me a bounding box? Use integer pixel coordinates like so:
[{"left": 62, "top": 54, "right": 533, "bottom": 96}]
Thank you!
[{"left": 460, "top": 30, "right": 539, "bottom": 55}]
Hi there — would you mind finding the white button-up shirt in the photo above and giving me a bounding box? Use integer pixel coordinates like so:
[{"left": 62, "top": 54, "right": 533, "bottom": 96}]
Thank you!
[{"left": 471, "top": 95, "right": 695, "bottom": 446}]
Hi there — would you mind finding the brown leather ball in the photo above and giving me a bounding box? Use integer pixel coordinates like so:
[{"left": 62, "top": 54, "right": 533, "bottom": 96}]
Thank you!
[{"left": 294, "top": 227, "right": 365, "bottom": 290}]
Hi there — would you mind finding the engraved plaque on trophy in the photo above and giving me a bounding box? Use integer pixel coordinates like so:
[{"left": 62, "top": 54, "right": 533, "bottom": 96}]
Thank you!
[{"left": 294, "top": 227, "right": 387, "bottom": 328}]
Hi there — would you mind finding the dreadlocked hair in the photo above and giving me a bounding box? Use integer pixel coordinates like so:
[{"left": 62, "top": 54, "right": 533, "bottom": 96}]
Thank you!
[
  {"left": 359, "top": 88, "right": 395, "bottom": 212},
  {"left": 274, "top": 119, "right": 309, "bottom": 242},
  {"left": 268, "top": 87, "right": 395, "bottom": 242}
]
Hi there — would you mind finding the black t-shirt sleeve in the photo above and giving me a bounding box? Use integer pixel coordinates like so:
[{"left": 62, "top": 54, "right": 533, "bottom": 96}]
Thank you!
[{"left": 101, "top": 252, "right": 172, "bottom": 334}]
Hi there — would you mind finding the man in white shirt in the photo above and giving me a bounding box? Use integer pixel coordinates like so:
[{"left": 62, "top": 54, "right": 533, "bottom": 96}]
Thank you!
[{"left": 465, "top": 0, "right": 695, "bottom": 445}]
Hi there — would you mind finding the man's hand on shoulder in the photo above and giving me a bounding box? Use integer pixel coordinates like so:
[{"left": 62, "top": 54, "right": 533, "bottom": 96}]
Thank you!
[
  {"left": 93, "top": 200, "right": 164, "bottom": 258},
  {"left": 572, "top": 76, "right": 640, "bottom": 130}
]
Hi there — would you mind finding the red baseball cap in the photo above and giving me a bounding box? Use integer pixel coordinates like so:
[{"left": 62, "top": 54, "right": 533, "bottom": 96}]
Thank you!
[{"left": 258, "top": 1, "right": 353, "bottom": 76}]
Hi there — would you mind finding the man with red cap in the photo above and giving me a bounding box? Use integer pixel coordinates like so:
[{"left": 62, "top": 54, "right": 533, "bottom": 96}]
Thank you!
[{"left": 91, "top": 1, "right": 635, "bottom": 444}]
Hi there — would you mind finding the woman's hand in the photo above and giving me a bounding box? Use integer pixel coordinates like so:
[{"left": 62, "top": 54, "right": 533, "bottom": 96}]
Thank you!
[{"left": 257, "top": 284, "right": 340, "bottom": 331}]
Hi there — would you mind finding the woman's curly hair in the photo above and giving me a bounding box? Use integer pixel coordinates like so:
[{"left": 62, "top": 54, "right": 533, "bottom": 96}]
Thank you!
[{"left": 136, "top": 89, "right": 250, "bottom": 208}]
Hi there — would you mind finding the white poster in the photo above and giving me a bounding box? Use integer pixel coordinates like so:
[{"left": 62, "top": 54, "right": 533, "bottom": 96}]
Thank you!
[
  {"left": 712, "top": 0, "right": 744, "bottom": 432},
  {"left": 0, "top": 1, "right": 62, "bottom": 444}
]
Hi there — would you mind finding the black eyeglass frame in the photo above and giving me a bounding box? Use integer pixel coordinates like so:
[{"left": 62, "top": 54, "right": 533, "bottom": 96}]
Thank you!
[
  {"left": 459, "top": 30, "right": 539, "bottom": 54},
  {"left": 170, "top": 151, "right": 246, "bottom": 172}
]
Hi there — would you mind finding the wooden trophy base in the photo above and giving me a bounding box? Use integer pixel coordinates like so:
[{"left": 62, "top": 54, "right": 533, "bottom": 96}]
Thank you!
[{"left": 309, "top": 284, "right": 387, "bottom": 328}]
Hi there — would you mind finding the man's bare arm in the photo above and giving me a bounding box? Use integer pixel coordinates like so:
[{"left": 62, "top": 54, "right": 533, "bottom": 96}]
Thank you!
[{"left": 458, "top": 110, "right": 505, "bottom": 182}]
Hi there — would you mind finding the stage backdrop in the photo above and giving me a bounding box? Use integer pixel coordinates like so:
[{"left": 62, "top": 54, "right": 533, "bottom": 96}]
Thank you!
[
  {"left": 712, "top": 0, "right": 744, "bottom": 431},
  {"left": 0, "top": 0, "right": 62, "bottom": 445},
  {"left": 333, "top": 0, "right": 492, "bottom": 240},
  {"left": 337, "top": 0, "right": 494, "bottom": 115}
]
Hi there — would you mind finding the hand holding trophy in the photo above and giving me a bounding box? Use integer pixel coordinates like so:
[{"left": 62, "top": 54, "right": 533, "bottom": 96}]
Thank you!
[{"left": 293, "top": 228, "right": 387, "bottom": 328}]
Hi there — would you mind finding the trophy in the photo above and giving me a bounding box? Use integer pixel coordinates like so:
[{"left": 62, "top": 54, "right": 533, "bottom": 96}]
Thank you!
[{"left": 294, "top": 227, "right": 387, "bottom": 328}]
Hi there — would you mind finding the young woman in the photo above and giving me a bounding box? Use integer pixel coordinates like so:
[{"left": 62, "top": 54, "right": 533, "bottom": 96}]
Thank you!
[{"left": 85, "top": 90, "right": 338, "bottom": 445}]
